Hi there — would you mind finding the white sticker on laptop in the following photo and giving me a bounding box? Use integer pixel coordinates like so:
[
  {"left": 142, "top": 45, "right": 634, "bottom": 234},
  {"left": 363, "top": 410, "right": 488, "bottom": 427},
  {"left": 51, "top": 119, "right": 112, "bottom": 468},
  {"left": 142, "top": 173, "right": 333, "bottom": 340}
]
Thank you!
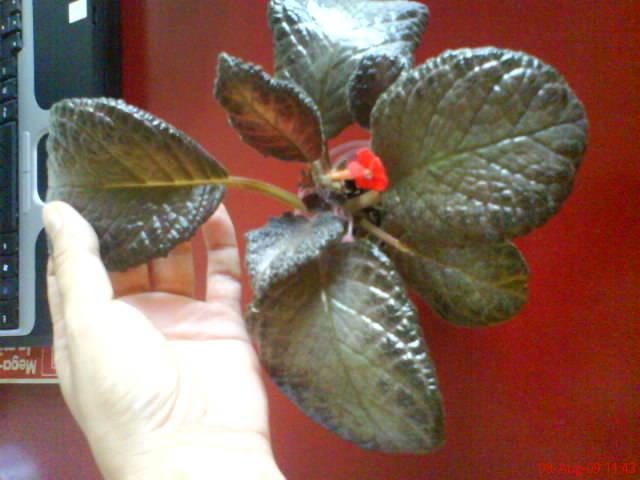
[{"left": 68, "top": 0, "right": 88, "bottom": 24}]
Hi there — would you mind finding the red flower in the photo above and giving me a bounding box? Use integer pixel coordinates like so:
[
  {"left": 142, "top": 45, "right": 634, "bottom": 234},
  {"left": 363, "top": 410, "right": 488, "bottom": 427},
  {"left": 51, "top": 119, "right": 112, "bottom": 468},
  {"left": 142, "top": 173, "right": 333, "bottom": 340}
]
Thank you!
[{"left": 346, "top": 149, "right": 389, "bottom": 192}]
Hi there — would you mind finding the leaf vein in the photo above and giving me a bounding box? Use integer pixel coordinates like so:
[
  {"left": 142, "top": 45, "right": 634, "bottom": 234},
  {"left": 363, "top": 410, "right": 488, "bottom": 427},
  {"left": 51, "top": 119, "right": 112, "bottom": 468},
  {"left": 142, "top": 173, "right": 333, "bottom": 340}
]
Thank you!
[{"left": 58, "top": 116, "right": 149, "bottom": 184}]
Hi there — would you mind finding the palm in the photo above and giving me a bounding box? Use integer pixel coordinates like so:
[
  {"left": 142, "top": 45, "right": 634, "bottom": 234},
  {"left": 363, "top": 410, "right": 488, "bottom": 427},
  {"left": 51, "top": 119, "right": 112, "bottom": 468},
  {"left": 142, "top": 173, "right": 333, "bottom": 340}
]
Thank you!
[
  {"left": 111, "top": 290, "right": 269, "bottom": 439},
  {"left": 105, "top": 204, "right": 269, "bottom": 437},
  {"left": 49, "top": 204, "right": 272, "bottom": 471}
]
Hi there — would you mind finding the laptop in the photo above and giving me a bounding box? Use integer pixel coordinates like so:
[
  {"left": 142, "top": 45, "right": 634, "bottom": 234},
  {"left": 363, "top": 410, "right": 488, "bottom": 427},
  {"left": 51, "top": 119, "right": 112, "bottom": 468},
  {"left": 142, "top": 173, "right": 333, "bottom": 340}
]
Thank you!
[{"left": 0, "top": 0, "right": 121, "bottom": 346}]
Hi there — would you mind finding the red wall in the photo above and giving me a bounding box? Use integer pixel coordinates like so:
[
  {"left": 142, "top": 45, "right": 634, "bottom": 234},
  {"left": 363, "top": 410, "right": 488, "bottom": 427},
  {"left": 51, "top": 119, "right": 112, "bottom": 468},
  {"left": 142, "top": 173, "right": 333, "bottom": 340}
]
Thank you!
[{"left": 1, "top": 1, "right": 638, "bottom": 478}]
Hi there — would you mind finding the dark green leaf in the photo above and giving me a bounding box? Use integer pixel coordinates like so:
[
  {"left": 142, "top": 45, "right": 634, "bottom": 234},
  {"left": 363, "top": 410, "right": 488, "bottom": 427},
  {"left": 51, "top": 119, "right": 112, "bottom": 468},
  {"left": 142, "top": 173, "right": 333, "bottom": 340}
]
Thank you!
[
  {"left": 269, "top": 0, "right": 428, "bottom": 138},
  {"left": 348, "top": 52, "right": 410, "bottom": 129},
  {"left": 214, "top": 53, "right": 324, "bottom": 163},
  {"left": 245, "top": 213, "right": 345, "bottom": 297},
  {"left": 246, "top": 229, "right": 444, "bottom": 453},
  {"left": 46, "top": 97, "right": 227, "bottom": 271},
  {"left": 372, "top": 47, "right": 588, "bottom": 249},
  {"left": 387, "top": 240, "right": 529, "bottom": 327}
]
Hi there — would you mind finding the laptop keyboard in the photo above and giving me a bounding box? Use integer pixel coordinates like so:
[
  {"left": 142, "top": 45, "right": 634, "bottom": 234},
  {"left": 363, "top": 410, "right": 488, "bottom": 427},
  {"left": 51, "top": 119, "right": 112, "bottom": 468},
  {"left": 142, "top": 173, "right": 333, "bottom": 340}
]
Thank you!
[
  {"left": 0, "top": 0, "right": 120, "bottom": 344},
  {"left": 0, "top": 0, "right": 21, "bottom": 331}
]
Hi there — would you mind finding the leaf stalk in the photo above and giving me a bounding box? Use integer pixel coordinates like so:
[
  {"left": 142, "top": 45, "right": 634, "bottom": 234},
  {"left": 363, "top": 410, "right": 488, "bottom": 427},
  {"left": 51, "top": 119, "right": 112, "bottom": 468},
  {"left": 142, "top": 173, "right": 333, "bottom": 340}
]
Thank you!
[
  {"left": 103, "top": 176, "right": 305, "bottom": 211},
  {"left": 222, "top": 176, "right": 305, "bottom": 211},
  {"left": 358, "top": 218, "right": 415, "bottom": 255}
]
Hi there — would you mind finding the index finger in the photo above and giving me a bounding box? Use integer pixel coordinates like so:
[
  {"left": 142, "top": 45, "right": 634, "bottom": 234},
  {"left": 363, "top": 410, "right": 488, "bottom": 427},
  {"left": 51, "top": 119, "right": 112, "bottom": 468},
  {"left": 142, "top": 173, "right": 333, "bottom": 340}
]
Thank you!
[{"left": 202, "top": 204, "right": 242, "bottom": 309}]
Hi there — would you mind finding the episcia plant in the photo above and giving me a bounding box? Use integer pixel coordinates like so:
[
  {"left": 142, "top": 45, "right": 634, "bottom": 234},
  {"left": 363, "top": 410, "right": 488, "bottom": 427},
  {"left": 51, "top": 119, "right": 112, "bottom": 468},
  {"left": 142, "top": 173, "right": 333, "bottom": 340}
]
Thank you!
[{"left": 45, "top": 0, "right": 588, "bottom": 454}]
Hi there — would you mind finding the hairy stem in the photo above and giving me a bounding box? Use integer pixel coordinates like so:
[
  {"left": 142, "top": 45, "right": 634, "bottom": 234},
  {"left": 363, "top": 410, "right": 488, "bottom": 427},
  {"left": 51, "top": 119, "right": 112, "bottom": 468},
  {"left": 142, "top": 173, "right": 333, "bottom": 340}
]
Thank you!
[
  {"left": 343, "top": 191, "right": 380, "bottom": 214},
  {"left": 104, "top": 176, "right": 305, "bottom": 211},
  {"left": 222, "top": 176, "right": 305, "bottom": 210},
  {"left": 358, "top": 218, "right": 415, "bottom": 255},
  {"left": 320, "top": 147, "right": 332, "bottom": 171}
]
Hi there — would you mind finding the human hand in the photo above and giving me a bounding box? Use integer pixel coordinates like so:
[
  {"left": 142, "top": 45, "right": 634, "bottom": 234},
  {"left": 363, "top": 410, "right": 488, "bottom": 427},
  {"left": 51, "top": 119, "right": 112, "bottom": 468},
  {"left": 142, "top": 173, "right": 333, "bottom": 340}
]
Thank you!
[{"left": 43, "top": 201, "right": 284, "bottom": 480}]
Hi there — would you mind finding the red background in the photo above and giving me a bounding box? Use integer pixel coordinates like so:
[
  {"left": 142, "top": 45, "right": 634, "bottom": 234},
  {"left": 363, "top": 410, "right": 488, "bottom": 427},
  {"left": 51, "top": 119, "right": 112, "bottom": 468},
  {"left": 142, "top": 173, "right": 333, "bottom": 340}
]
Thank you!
[{"left": 1, "top": 1, "right": 638, "bottom": 478}]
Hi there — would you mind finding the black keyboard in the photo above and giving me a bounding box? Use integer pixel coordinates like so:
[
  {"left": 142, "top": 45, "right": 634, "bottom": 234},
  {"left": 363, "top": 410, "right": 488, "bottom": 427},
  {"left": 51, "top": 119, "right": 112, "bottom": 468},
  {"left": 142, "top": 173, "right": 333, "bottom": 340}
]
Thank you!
[
  {"left": 0, "top": 0, "right": 120, "bottom": 346},
  {"left": 0, "top": 0, "right": 21, "bottom": 333}
]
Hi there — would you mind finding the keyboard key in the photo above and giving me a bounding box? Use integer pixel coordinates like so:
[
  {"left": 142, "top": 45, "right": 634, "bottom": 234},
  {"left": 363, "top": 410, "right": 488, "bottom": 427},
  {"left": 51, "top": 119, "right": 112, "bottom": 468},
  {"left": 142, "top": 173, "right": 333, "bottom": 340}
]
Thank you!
[
  {"left": 0, "top": 127, "right": 17, "bottom": 198},
  {"left": 0, "top": 98, "right": 16, "bottom": 121},
  {"left": 0, "top": 255, "right": 17, "bottom": 277},
  {"left": 0, "top": 123, "right": 18, "bottom": 212},
  {"left": 0, "top": 155, "right": 11, "bottom": 187},
  {"left": 0, "top": 199, "right": 17, "bottom": 231},
  {"left": 0, "top": 232, "right": 17, "bottom": 254},
  {"left": 0, "top": 12, "right": 20, "bottom": 37},
  {"left": 0, "top": 299, "right": 18, "bottom": 329},
  {"left": 0, "top": 77, "right": 16, "bottom": 100},
  {"left": 0, "top": 57, "right": 15, "bottom": 79},
  {"left": 1, "top": 30, "right": 21, "bottom": 56},
  {"left": 0, "top": 121, "right": 17, "bottom": 231},
  {"left": 0, "top": 122, "right": 17, "bottom": 179},
  {"left": 2, "top": 0, "right": 21, "bottom": 17},
  {"left": 0, "top": 275, "right": 17, "bottom": 299},
  {"left": 0, "top": 184, "right": 18, "bottom": 230}
]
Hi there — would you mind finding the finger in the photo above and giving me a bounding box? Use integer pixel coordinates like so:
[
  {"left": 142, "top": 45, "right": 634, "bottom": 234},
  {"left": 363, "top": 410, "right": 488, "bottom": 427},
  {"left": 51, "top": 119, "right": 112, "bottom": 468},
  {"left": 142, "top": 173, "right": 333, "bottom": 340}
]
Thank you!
[
  {"left": 43, "top": 201, "right": 113, "bottom": 330},
  {"left": 46, "top": 257, "right": 71, "bottom": 379},
  {"left": 148, "top": 240, "right": 195, "bottom": 297},
  {"left": 46, "top": 257, "right": 65, "bottom": 333},
  {"left": 110, "top": 264, "right": 152, "bottom": 297},
  {"left": 202, "top": 205, "right": 242, "bottom": 310}
]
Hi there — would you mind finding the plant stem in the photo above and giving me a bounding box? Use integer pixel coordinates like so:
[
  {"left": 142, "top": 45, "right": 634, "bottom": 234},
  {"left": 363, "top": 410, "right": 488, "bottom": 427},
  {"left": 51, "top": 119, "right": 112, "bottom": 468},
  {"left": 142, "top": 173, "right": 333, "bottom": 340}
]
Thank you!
[
  {"left": 222, "top": 176, "right": 305, "bottom": 210},
  {"left": 358, "top": 218, "right": 415, "bottom": 255},
  {"left": 325, "top": 169, "right": 353, "bottom": 181},
  {"left": 343, "top": 191, "right": 380, "bottom": 214},
  {"left": 320, "top": 147, "right": 332, "bottom": 171},
  {"left": 104, "top": 176, "right": 305, "bottom": 211}
]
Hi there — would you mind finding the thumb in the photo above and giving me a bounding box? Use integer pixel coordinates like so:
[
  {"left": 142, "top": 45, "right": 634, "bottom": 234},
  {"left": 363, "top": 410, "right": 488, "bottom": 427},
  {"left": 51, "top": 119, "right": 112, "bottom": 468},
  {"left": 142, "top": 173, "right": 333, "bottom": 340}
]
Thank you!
[{"left": 43, "top": 201, "right": 113, "bottom": 324}]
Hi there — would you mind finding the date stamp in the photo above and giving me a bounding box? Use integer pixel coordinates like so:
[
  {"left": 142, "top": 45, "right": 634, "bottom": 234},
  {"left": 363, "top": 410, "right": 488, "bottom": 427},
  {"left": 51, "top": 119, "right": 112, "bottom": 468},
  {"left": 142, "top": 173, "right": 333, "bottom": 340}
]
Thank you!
[{"left": 537, "top": 462, "right": 637, "bottom": 477}]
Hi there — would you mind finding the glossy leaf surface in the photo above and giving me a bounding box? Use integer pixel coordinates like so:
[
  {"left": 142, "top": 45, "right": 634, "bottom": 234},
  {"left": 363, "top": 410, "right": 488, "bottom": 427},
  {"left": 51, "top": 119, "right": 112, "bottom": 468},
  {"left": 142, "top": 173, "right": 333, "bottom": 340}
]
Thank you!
[
  {"left": 214, "top": 53, "right": 324, "bottom": 163},
  {"left": 348, "top": 52, "right": 410, "bottom": 129},
  {"left": 245, "top": 213, "right": 345, "bottom": 297},
  {"left": 372, "top": 48, "right": 588, "bottom": 248},
  {"left": 388, "top": 241, "right": 529, "bottom": 327},
  {"left": 47, "top": 98, "right": 227, "bottom": 271},
  {"left": 269, "top": 0, "right": 428, "bottom": 138},
  {"left": 246, "top": 217, "right": 443, "bottom": 453}
]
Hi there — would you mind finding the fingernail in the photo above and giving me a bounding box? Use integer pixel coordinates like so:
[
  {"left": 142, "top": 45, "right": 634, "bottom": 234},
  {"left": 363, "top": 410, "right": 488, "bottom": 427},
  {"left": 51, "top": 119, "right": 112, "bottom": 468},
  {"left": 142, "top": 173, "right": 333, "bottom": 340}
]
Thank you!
[{"left": 43, "top": 204, "right": 62, "bottom": 236}]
